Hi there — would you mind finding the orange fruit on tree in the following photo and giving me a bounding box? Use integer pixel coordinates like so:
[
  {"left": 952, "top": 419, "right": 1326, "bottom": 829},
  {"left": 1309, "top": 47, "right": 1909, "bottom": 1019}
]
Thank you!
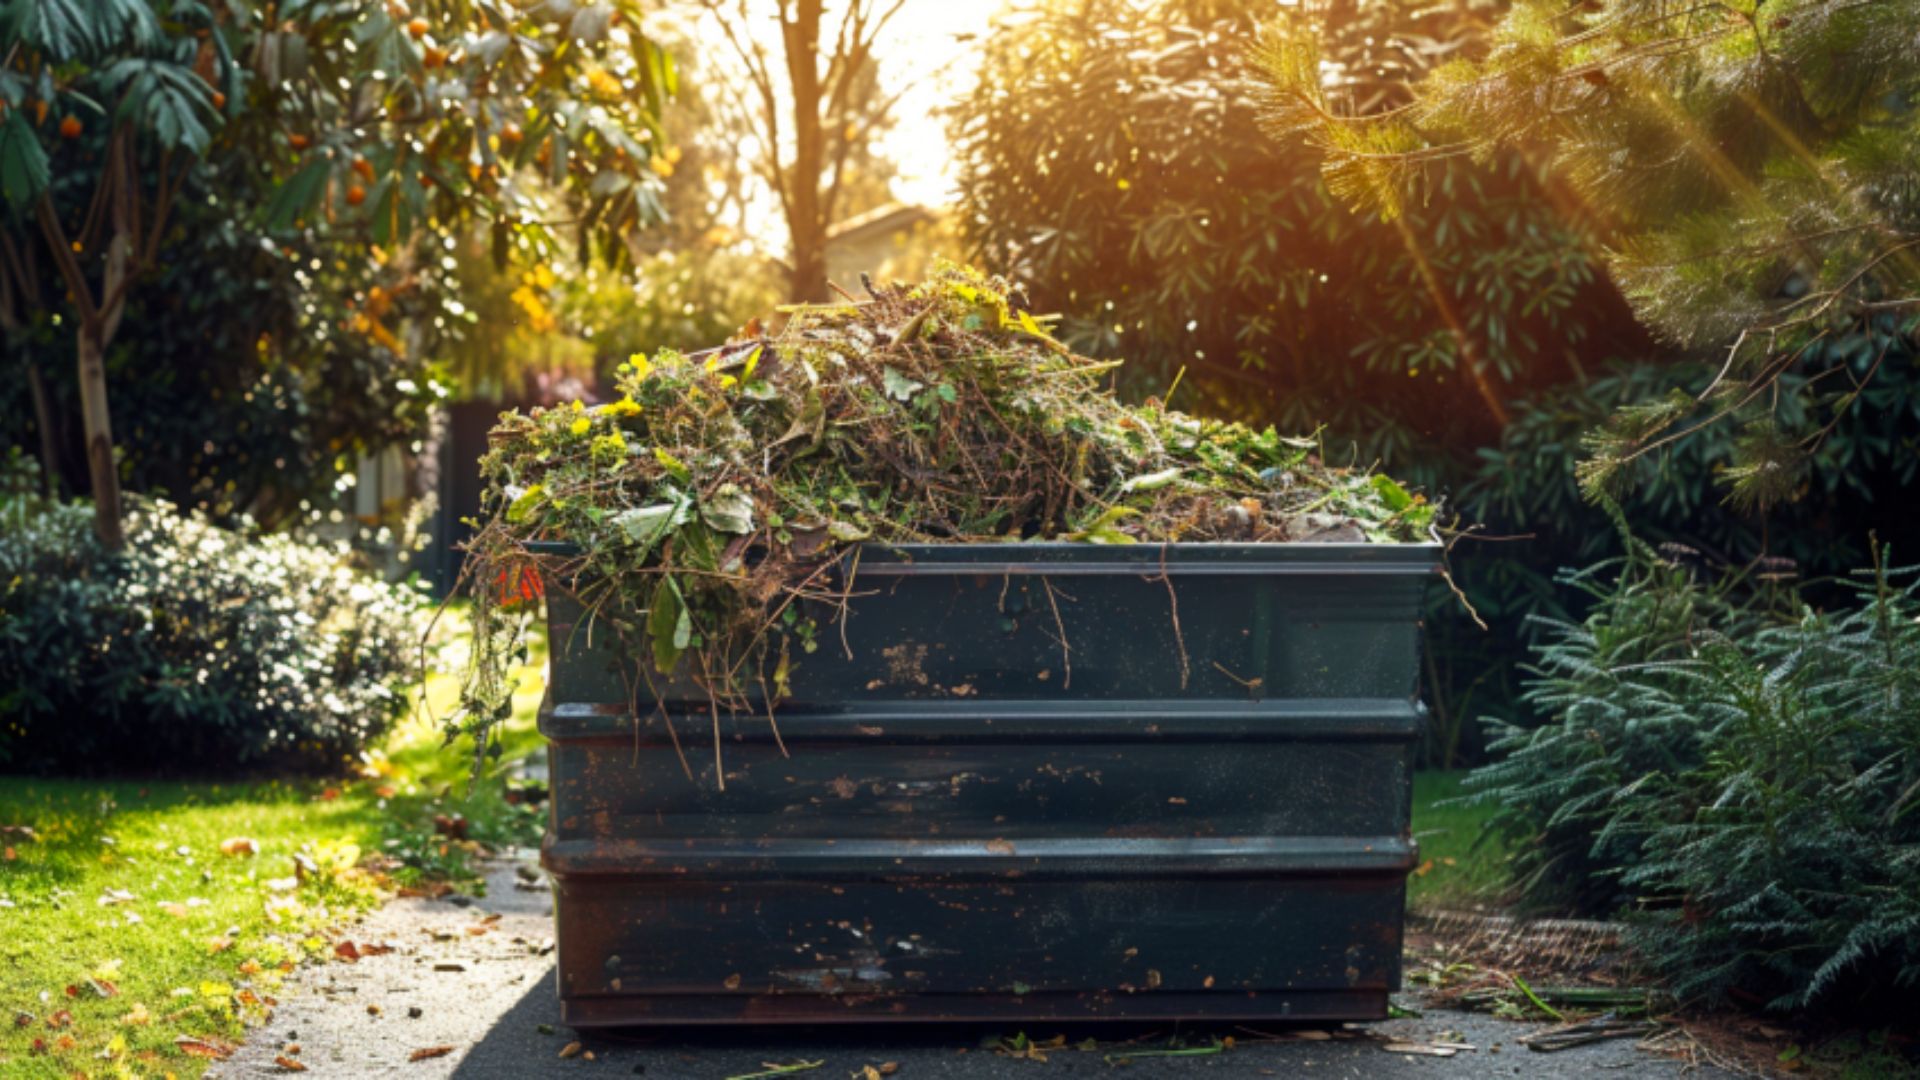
[
  {"left": 423, "top": 45, "right": 447, "bottom": 69},
  {"left": 352, "top": 156, "right": 375, "bottom": 182},
  {"left": 346, "top": 184, "right": 367, "bottom": 206},
  {"left": 212, "top": 91, "right": 227, "bottom": 110},
  {"left": 60, "top": 115, "right": 82, "bottom": 139},
  {"left": 289, "top": 133, "right": 311, "bottom": 150},
  {"left": 408, "top": 17, "right": 429, "bottom": 39}
]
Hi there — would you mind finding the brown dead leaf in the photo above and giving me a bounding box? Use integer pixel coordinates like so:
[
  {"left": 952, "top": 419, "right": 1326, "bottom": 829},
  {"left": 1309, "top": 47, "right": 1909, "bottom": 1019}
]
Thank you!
[
  {"left": 275, "top": 1054, "right": 309, "bottom": 1072},
  {"left": 159, "top": 902, "right": 190, "bottom": 918},
  {"left": 558, "top": 1041, "right": 583, "bottom": 1059},
  {"left": 208, "top": 936, "right": 234, "bottom": 954},
  {"left": 335, "top": 941, "right": 362, "bottom": 962},
  {"left": 176, "top": 1034, "right": 238, "bottom": 1059},
  {"left": 220, "top": 837, "right": 257, "bottom": 857},
  {"left": 409, "top": 1045, "right": 456, "bottom": 1062},
  {"left": 46, "top": 1010, "right": 72, "bottom": 1029},
  {"left": 120, "top": 1003, "right": 151, "bottom": 1027}
]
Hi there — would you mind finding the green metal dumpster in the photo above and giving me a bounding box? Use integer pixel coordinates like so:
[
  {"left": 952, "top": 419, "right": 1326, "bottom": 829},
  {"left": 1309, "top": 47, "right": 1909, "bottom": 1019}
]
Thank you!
[{"left": 537, "top": 540, "right": 1437, "bottom": 1026}]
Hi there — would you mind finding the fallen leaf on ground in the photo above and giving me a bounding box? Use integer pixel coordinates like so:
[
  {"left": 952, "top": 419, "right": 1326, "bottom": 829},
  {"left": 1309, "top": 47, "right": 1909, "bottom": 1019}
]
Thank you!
[
  {"left": 119, "top": 1003, "right": 150, "bottom": 1026},
  {"left": 1383, "top": 1042, "right": 1458, "bottom": 1057},
  {"left": 558, "top": 1041, "right": 583, "bottom": 1059},
  {"left": 275, "top": 1055, "right": 309, "bottom": 1072},
  {"left": 175, "top": 1034, "right": 238, "bottom": 1059},
  {"left": 410, "top": 1045, "right": 456, "bottom": 1062},
  {"left": 220, "top": 837, "right": 257, "bottom": 857}
]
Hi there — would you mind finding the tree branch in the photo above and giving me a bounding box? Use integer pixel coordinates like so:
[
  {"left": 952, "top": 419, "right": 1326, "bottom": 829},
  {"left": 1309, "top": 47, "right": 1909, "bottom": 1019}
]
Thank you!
[{"left": 35, "top": 196, "right": 100, "bottom": 326}]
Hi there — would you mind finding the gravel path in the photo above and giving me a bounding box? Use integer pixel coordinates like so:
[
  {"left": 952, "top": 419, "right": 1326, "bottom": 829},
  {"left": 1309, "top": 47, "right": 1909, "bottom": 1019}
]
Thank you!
[{"left": 213, "top": 855, "right": 1737, "bottom": 1079}]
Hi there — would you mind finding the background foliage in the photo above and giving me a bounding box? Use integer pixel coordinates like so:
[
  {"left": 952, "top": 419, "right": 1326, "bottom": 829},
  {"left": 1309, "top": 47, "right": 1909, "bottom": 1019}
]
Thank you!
[
  {"left": 0, "top": 457, "right": 427, "bottom": 773},
  {"left": 1463, "top": 537, "right": 1920, "bottom": 1017}
]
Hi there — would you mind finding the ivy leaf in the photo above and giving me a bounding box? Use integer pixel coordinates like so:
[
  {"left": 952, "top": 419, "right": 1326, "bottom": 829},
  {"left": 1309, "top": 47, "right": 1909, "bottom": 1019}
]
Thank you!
[
  {"left": 881, "top": 366, "right": 924, "bottom": 402},
  {"left": 647, "top": 574, "right": 691, "bottom": 675}
]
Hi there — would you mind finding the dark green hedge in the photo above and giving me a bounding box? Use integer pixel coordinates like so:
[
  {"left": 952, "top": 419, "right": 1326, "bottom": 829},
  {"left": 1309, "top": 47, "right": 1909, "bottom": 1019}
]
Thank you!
[{"left": 0, "top": 481, "right": 426, "bottom": 774}]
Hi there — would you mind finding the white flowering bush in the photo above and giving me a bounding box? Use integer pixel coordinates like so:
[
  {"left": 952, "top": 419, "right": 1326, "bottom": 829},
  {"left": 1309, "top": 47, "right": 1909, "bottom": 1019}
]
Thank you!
[{"left": 0, "top": 487, "right": 428, "bottom": 773}]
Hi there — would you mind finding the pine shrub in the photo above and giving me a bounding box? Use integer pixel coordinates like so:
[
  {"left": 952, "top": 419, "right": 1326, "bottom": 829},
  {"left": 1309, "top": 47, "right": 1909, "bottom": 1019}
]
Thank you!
[
  {"left": 1464, "top": 537, "right": 1920, "bottom": 1014},
  {"left": 0, "top": 479, "right": 428, "bottom": 774}
]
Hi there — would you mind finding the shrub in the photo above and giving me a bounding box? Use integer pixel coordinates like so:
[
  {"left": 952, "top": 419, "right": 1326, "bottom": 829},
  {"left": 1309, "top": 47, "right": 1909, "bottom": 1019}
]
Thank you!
[
  {"left": 1464, "top": 536, "right": 1920, "bottom": 1014},
  {"left": 0, "top": 481, "right": 428, "bottom": 774}
]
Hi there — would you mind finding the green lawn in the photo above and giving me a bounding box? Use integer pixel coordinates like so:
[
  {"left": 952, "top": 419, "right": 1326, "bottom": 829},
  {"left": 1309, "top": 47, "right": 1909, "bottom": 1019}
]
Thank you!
[
  {"left": 1407, "top": 769, "right": 1510, "bottom": 911},
  {"left": 0, "top": 610, "right": 548, "bottom": 1079}
]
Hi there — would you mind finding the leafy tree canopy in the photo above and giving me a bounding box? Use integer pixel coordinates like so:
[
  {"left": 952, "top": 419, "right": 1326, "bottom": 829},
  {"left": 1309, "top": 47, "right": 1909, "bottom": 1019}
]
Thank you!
[
  {"left": 952, "top": 0, "right": 1650, "bottom": 483},
  {"left": 2, "top": 0, "right": 681, "bottom": 534},
  {"left": 1258, "top": 0, "right": 1920, "bottom": 510}
]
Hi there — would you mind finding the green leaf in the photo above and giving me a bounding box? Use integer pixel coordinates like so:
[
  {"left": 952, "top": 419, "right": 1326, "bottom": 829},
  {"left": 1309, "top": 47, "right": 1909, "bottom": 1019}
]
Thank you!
[
  {"left": 653, "top": 447, "right": 691, "bottom": 483},
  {"left": 1119, "top": 467, "right": 1182, "bottom": 493},
  {"left": 611, "top": 490, "right": 691, "bottom": 553},
  {"left": 881, "top": 366, "right": 924, "bottom": 402},
  {"left": 505, "top": 484, "right": 545, "bottom": 524},
  {"left": 1369, "top": 473, "right": 1414, "bottom": 512},
  {"left": 647, "top": 574, "right": 690, "bottom": 675},
  {"left": 0, "top": 109, "right": 50, "bottom": 205},
  {"left": 826, "top": 520, "right": 871, "bottom": 542},
  {"left": 1066, "top": 505, "right": 1142, "bottom": 544},
  {"left": 700, "top": 484, "right": 755, "bottom": 535},
  {"left": 264, "top": 158, "right": 330, "bottom": 231}
]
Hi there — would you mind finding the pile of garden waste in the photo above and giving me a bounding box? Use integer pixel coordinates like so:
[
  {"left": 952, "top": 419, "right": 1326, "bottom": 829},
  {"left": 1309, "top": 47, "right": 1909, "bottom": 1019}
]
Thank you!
[{"left": 452, "top": 264, "right": 1433, "bottom": 756}]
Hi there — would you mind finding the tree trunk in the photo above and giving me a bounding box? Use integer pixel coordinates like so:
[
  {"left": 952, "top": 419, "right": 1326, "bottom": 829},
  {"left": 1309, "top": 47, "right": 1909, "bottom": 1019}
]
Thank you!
[
  {"left": 788, "top": 232, "right": 829, "bottom": 303},
  {"left": 75, "top": 315, "right": 127, "bottom": 549},
  {"left": 22, "top": 360, "right": 65, "bottom": 498},
  {"left": 782, "top": 0, "right": 829, "bottom": 302}
]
